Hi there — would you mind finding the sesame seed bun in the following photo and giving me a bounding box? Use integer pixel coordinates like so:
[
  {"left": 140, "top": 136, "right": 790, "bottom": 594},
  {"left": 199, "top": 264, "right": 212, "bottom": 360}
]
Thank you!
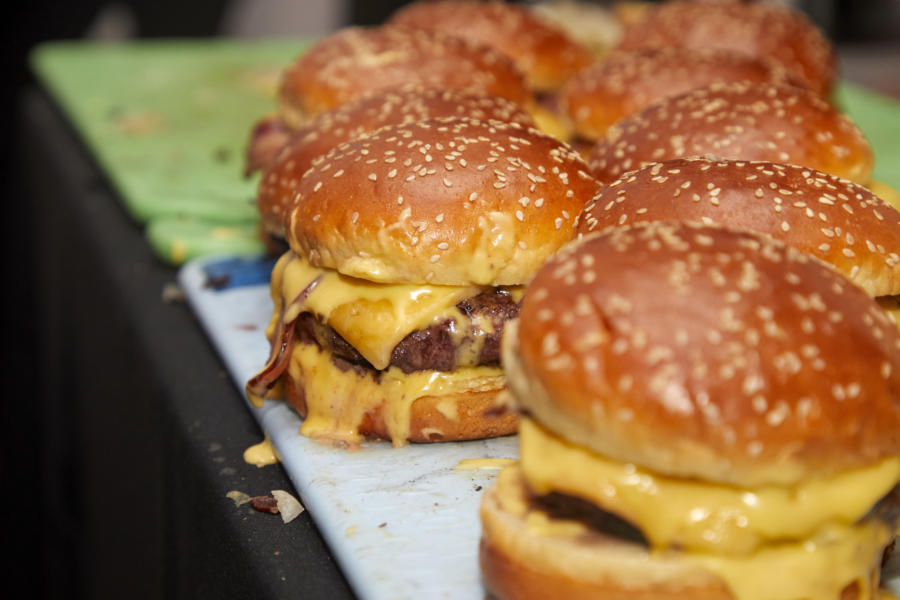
[
  {"left": 559, "top": 48, "right": 803, "bottom": 142},
  {"left": 285, "top": 117, "right": 601, "bottom": 286},
  {"left": 505, "top": 221, "right": 900, "bottom": 487},
  {"left": 276, "top": 25, "right": 531, "bottom": 128},
  {"left": 387, "top": 0, "right": 594, "bottom": 93},
  {"left": 617, "top": 0, "right": 838, "bottom": 97},
  {"left": 256, "top": 87, "right": 535, "bottom": 241},
  {"left": 587, "top": 82, "right": 874, "bottom": 185},
  {"left": 577, "top": 158, "right": 900, "bottom": 297}
]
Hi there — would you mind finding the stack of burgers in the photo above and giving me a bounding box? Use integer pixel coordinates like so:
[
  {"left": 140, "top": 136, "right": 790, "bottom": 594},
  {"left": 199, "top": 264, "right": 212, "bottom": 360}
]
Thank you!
[{"left": 240, "top": 0, "right": 900, "bottom": 597}]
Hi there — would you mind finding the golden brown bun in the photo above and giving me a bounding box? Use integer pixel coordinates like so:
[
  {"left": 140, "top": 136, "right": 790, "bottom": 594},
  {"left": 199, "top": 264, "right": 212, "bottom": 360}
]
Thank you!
[
  {"left": 479, "top": 465, "right": 871, "bottom": 600},
  {"left": 387, "top": 1, "right": 594, "bottom": 92},
  {"left": 559, "top": 48, "right": 803, "bottom": 142},
  {"left": 587, "top": 82, "right": 874, "bottom": 185},
  {"left": 283, "top": 365, "right": 517, "bottom": 444},
  {"left": 617, "top": 0, "right": 838, "bottom": 97},
  {"left": 257, "top": 87, "right": 535, "bottom": 240},
  {"left": 505, "top": 222, "right": 900, "bottom": 487},
  {"left": 577, "top": 158, "right": 900, "bottom": 297},
  {"left": 276, "top": 25, "right": 531, "bottom": 127},
  {"left": 286, "top": 117, "right": 601, "bottom": 286}
]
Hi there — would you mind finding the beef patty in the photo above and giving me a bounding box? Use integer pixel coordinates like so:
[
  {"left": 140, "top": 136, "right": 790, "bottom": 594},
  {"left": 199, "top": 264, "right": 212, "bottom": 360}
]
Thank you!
[{"left": 294, "top": 288, "right": 520, "bottom": 374}]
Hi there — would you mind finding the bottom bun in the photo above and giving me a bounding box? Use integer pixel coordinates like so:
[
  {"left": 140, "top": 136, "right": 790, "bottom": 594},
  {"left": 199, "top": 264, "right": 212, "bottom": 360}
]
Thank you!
[
  {"left": 479, "top": 466, "right": 876, "bottom": 600},
  {"left": 283, "top": 343, "right": 516, "bottom": 446}
]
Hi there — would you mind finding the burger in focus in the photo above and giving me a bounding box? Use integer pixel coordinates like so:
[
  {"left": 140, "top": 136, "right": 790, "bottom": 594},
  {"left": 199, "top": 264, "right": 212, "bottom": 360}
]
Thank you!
[
  {"left": 245, "top": 117, "right": 601, "bottom": 447},
  {"left": 480, "top": 221, "right": 900, "bottom": 599}
]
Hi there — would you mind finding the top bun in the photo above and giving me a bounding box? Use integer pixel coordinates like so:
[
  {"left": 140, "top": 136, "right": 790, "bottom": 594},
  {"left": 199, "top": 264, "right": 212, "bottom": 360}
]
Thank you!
[
  {"left": 285, "top": 117, "right": 601, "bottom": 286},
  {"left": 617, "top": 0, "right": 838, "bottom": 96},
  {"left": 387, "top": 0, "right": 594, "bottom": 92},
  {"left": 587, "top": 82, "right": 874, "bottom": 185},
  {"left": 560, "top": 47, "right": 803, "bottom": 141},
  {"left": 505, "top": 221, "right": 900, "bottom": 487},
  {"left": 257, "top": 87, "right": 534, "bottom": 239},
  {"left": 578, "top": 158, "right": 900, "bottom": 297},
  {"left": 277, "top": 25, "right": 531, "bottom": 127}
]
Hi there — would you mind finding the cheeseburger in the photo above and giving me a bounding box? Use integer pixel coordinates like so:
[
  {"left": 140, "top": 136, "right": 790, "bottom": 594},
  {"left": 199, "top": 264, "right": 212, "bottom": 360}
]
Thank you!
[
  {"left": 276, "top": 25, "right": 531, "bottom": 129},
  {"left": 386, "top": 0, "right": 594, "bottom": 94},
  {"left": 577, "top": 158, "right": 900, "bottom": 301},
  {"left": 617, "top": 0, "right": 838, "bottom": 97},
  {"left": 385, "top": 0, "right": 596, "bottom": 142},
  {"left": 245, "top": 117, "right": 601, "bottom": 446},
  {"left": 481, "top": 221, "right": 900, "bottom": 599},
  {"left": 587, "top": 82, "right": 874, "bottom": 185},
  {"left": 245, "top": 24, "right": 533, "bottom": 175},
  {"left": 559, "top": 47, "right": 803, "bottom": 145}
]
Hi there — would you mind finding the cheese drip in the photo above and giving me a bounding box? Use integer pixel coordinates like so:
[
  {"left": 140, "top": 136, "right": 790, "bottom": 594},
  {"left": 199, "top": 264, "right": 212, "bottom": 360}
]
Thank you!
[
  {"left": 491, "top": 465, "right": 890, "bottom": 600},
  {"left": 273, "top": 251, "right": 489, "bottom": 369},
  {"left": 519, "top": 418, "right": 900, "bottom": 555},
  {"left": 288, "top": 342, "right": 504, "bottom": 446}
]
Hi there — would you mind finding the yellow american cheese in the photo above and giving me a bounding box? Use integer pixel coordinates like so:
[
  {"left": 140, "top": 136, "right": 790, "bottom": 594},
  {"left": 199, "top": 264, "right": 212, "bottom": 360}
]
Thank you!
[
  {"left": 274, "top": 251, "right": 482, "bottom": 370},
  {"left": 519, "top": 418, "right": 900, "bottom": 555},
  {"left": 288, "top": 342, "right": 504, "bottom": 446},
  {"left": 492, "top": 463, "right": 890, "bottom": 600}
]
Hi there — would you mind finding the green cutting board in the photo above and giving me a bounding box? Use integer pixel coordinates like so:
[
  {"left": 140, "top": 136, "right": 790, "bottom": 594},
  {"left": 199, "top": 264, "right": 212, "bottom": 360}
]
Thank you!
[
  {"left": 29, "top": 38, "right": 900, "bottom": 265},
  {"left": 31, "top": 38, "right": 312, "bottom": 264}
]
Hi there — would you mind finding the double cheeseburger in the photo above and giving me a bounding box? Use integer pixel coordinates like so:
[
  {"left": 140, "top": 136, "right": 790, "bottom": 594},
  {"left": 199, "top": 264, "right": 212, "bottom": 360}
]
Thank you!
[
  {"left": 245, "top": 117, "right": 601, "bottom": 447},
  {"left": 481, "top": 221, "right": 900, "bottom": 599}
]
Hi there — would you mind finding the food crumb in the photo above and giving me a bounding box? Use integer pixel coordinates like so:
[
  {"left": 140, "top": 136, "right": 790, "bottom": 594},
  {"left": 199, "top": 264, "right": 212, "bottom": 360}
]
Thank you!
[
  {"left": 226, "top": 490, "right": 251, "bottom": 507},
  {"left": 250, "top": 495, "right": 280, "bottom": 514},
  {"left": 272, "top": 490, "right": 305, "bottom": 523}
]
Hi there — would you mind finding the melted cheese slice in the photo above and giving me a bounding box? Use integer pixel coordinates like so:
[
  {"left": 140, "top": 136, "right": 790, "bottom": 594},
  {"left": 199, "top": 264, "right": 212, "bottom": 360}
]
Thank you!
[
  {"left": 519, "top": 418, "right": 900, "bottom": 555},
  {"left": 274, "top": 252, "right": 482, "bottom": 369},
  {"left": 491, "top": 465, "right": 890, "bottom": 600},
  {"left": 288, "top": 342, "right": 504, "bottom": 446}
]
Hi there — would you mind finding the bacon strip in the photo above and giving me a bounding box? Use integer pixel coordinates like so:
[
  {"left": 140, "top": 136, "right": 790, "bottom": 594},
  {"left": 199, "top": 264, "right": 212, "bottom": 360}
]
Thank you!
[{"left": 245, "top": 276, "right": 321, "bottom": 405}]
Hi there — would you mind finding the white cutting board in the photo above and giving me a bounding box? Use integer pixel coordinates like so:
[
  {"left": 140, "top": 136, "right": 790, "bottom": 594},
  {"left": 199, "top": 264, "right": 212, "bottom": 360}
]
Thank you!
[
  {"left": 179, "top": 253, "right": 900, "bottom": 599},
  {"left": 178, "top": 254, "right": 517, "bottom": 600}
]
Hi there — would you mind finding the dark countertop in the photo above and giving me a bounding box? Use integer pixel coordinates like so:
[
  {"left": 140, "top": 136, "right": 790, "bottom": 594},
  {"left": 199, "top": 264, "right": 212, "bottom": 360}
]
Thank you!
[{"left": 7, "top": 86, "right": 355, "bottom": 600}]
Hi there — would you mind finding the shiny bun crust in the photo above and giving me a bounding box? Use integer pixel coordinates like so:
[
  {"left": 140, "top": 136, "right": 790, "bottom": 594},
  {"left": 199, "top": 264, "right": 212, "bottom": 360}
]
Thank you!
[
  {"left": 276, "top": 25, "right": 531, "bottom": 127},
  {"left": 283, "top": 373, "right": 517, "bottom": 443},
  {"left": 257, "top": 87, "right": 535, "bottom": 239},
  {"left": 286, "top": 117, "right": 601, "bottom": 286},
  {"left": 578, "top": 158, "right": 900, "bottom": 297},
  {"left": 479, "top": 466, "right": 871, "bottom": 600},
  {"left": 617, "top": 0, "right": 837, "bottom": 96},
  {"left": 387, "top": 0, "right": 594, "bottom": 92},
  {"left": 506, "top": 222, "right": 900, "bottom": 487},
  {"left": 588, "top": 82, "right": 874, "bottom": 185},
  {"left": 560, "top": 48, "right": 802, "bottom": 142}
]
